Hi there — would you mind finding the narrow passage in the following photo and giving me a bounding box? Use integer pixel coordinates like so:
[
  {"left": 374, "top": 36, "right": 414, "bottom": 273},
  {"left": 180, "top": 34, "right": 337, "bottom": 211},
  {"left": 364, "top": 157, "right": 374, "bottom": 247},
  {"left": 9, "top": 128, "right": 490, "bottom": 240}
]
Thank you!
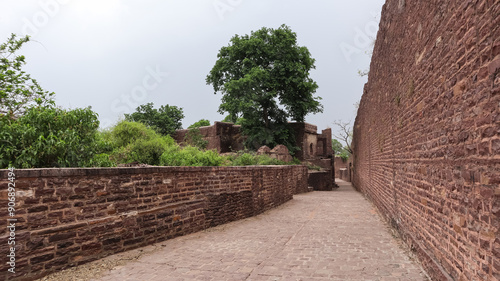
[{"left": 44, "top": 180, "right": 428, "bottom": 281}]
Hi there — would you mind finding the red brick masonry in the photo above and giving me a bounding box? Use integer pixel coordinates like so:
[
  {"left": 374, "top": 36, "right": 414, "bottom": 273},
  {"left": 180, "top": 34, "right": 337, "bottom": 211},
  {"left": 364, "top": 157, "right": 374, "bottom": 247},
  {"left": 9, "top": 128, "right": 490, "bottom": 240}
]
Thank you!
[
  {"left": 352, "top": 1, "right": 499, "bottom": 280},
  {"left": 0, "top": 166, "right": 307, "bottom": 280}
]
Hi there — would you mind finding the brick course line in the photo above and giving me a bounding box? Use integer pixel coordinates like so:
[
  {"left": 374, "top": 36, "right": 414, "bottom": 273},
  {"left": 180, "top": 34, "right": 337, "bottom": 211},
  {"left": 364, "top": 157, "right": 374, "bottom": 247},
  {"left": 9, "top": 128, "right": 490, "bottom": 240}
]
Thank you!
[{"left": 45, "top": 180, "right": 429, "bottom": 281}]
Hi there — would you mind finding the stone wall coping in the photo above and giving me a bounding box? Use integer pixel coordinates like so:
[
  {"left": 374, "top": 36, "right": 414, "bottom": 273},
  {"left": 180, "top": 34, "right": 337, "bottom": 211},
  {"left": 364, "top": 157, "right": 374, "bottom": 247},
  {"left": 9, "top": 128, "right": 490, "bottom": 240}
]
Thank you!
[{"left": 0, "top": 165, "right": 306, "bottom": 178}]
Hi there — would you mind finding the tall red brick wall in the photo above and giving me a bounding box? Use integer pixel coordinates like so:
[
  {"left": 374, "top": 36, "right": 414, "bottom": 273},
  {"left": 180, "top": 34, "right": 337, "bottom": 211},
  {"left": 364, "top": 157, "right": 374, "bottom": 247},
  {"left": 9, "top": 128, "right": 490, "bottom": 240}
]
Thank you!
[
  {"left": 352, "top": 1, "right": 499, "bottom": 280},
  {"left": 0, "top": 166, "right": 307, "bottom": 280}
]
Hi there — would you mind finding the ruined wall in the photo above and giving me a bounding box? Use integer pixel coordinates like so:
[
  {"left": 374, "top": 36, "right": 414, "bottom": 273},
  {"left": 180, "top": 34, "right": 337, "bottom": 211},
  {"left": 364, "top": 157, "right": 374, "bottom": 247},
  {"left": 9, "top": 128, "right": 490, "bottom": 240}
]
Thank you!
[
  {"left": 334, "top": 157, "right": 347, "bottom": 179},
  {"left": 289, "top": 123, "right": 333, "bottom": 160},
  {"left": 173, "top": 122, "right": 245, "bottom": 153},
  {"left": 0, "top": 166, "right": 307, "bottom": 280},
  {"left": 334, "top": 156, "right": 352, "bottom": 182},
  {"left": 352, "top": 1, "right": 499, "bottom": 280}
]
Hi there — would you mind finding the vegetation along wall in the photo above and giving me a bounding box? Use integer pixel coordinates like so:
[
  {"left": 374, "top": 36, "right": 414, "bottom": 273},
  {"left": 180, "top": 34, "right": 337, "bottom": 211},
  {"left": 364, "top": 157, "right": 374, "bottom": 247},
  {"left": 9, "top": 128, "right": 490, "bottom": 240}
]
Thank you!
[
  {"left": 352, "top": 1, "right": 499, "bottom": 280},
  {"left": 0, "top": 165, "right": 307, "bottom": 280}
]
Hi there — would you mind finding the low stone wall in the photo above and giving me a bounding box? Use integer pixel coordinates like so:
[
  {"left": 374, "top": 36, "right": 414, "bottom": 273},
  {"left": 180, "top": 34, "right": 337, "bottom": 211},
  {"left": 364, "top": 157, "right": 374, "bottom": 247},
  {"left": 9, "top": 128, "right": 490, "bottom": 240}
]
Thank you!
[
  {"left": 307, "top": 171, "right": 333, "bottom": 191},
  {"left": 0, "top": 165, "right": 307, "bottom": 280}
]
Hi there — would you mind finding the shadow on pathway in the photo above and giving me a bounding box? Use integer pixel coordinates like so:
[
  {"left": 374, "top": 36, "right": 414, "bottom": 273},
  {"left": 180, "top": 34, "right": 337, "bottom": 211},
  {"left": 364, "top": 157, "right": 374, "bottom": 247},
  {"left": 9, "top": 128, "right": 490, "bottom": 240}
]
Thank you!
[{"left": 42, "top": 180, "right": 428, "bottom": 281}]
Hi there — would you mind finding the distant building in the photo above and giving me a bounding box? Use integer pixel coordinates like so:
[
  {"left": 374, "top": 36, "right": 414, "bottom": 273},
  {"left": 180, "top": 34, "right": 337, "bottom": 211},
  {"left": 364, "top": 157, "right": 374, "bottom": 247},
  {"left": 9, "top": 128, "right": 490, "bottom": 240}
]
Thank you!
[{"left": 173, "top": 121, "right": 336, "bottom": 190}]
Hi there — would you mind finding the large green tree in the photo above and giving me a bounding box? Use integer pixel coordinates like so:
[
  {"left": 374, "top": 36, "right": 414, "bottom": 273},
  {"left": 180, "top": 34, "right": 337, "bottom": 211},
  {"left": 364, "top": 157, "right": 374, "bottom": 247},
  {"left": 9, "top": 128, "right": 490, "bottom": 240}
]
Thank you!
[
  {"left": 0, "top": 34, "right": 54, "bottom": 118},
  {"left": 124, "top": 102, "right": 184, "bottom": 136},
  {"left": 206, "top": 24, "right": 323, "bottom": 150}
]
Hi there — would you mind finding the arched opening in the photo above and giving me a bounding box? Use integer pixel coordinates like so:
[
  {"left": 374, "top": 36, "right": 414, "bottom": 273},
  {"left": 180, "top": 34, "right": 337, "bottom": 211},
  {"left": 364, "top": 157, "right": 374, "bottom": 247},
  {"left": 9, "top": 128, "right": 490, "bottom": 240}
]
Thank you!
[{"left": 309, "top": 143, "right": 314, "bottom": 155}]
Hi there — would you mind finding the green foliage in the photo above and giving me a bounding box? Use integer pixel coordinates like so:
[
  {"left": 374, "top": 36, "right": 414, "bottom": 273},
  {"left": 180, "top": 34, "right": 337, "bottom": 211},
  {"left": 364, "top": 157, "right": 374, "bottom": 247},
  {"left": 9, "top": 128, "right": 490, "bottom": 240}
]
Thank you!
[
  {"left": 160, "top": 146, "right": 224, "bottom": 167},
  {"left": 110, "top": 120, "right": 158, "bottom": 148},
  {"left": 87, "top": 153, "right": 116, "bottom": 167},
  {"left": 184, "top": 119, "right": 210, "bottom": 150},
  {"left": 229, "top": 152, "right": 289, "bottom": 166},
  {"left": 332, "top": 139, "right": 350, "bottom": 161},
  {"left": 222, "top": 115, "right": 244, "bottom": 125},
  {"left": 240, "top": 116, "right": 298, "bottom": 153},
  {"left": 0, "top": 106, "right": 99, "bottom": 168},
  {"left": 230, "top": 153, "right": 258, "bottom": 166},
  {"left": 0, "top": 34, "right": 55, "bottom": 118},
  {"left": 184, "top": 128, "right": 209, "bottom": 150},
  {"left": 207, "top": 24, "right": 323, "bottom": 151},
  {"left": 188, "top": 119, "right": 210, "bottom": 129},
  {"left": 107, "top": 121, "right": 175, "bottom": 165},
  {"left": 124, "top": 102, "right": 184, "bottom": 136},
  {"left": 306, "top": 163, "right": 322, "bottom": 171},
  {"left": 128, "top": 136, "right": 174, "bottom": 166},
  {"left": 94, "top": 129, "right": 115, "bottom": 154}
]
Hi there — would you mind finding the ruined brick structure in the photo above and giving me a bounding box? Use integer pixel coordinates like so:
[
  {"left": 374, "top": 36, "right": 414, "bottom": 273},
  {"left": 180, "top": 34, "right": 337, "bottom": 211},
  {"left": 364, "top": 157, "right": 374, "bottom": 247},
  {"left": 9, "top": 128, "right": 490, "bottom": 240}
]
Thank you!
[
  {"left": 290, "top": 123, "right": 335, "bottom": 190},
  {"left": 173, "top": 122, "right": 245, "bottom": 153},
  {"left": 174, "top": 122, "right": 336, "bottom": 190},
  {"left": 352, "top": 1, "right": 499, "bottom": 280},
  {"left": 334, "top": 156, "right": 352, "bottom": 182},
  {"left": 0, "top": 166, "right": 307, "bottom": 280},
  {"left": 289, "top": 122, "right": 333, "bottom": 161}
]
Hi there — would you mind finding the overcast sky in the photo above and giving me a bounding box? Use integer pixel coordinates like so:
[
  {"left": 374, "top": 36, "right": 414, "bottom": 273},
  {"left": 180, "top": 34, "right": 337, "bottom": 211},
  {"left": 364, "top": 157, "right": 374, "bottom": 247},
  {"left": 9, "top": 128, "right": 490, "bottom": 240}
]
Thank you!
[{"left": 1, "top": 0, "right": 385, "bottom": 132}]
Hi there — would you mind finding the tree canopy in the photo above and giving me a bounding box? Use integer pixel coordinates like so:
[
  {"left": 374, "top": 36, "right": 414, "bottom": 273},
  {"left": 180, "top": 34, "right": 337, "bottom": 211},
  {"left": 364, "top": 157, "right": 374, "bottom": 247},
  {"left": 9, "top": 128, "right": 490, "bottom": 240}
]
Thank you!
[
  {"left": 0, "top": 34, "right": 55, "bottom": 118},
  {"left": 188, "top": 119, "right": 210, "bottom": 129},
  {"left": 332, "top": 139, "right": 350, "bottom": 160},
  {"left": 206, "top": 24, "right": 323, "bottom": 150},
  {"left": 124, "top": 102, "right": 184, "bottom": 136},
  {"left": 332, "top": 120, "right": 353, "bottom": 154}
]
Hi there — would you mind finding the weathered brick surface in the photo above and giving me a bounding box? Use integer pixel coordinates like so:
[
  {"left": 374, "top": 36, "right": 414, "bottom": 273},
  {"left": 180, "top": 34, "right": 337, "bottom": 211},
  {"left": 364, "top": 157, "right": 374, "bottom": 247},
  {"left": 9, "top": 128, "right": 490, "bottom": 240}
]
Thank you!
[
  {"left": 0, "top": 166, "right": 307, "bottom": 280},
  {"left": 352, "top": 1, "right": 499, "bottom": 281},
  {"left": 173, "top": 122, "right": 245, "bottom": 153},
  {"left": 307, "top": 171, "right": 333, "bottom": 191},
  {"left": 334, "top": 156, "right": 353, "bottom": 182}
]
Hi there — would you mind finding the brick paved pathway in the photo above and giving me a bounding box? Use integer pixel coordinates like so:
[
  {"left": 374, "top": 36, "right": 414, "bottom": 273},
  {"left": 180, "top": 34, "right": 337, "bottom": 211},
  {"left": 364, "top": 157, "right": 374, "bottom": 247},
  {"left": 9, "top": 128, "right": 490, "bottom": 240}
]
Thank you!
[{"left": 67, "top": 180, "right": 428, "bottom": 281}]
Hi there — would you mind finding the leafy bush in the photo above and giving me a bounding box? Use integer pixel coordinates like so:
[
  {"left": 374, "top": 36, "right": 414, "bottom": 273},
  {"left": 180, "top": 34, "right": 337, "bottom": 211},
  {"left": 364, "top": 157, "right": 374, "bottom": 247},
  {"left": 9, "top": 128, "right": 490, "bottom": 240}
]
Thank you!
[
  {"left": 184, "top": 127, "right": 209, "bottom": 150},
  {"left": 231, "top": 153, "right": 258, "bottom": 166},
  {"left": 106, "top": 121, "right": 175, "bottom": 166},
  {"left": 188, "top": 119, "right": 210, "bottom": 128},
  {"left": 306, "top": 163, "right": 322, "bottom": 171},
  {"left": 160, "top": 146, "right": 224, "bottom": 166},
  {"left": 128, "top": 136, "right": 175, "bottom": 166},
  {"left": 229, "top": 152, "right": 292, "bottom": 166},
  {"left": 111, "top": 120, "right": 158, "bottom": 147},
  {"left": 255, "top": 155, "right": 287, "bottom": 165},
  {"left": 95, "top": 129, "right": 115, "bottom": 154},
  {"left": 0, "top": 106, "right": 99, "bottom": 168},
  {"left": 87, "top": 153, "right": 116, "bottom": 167}
]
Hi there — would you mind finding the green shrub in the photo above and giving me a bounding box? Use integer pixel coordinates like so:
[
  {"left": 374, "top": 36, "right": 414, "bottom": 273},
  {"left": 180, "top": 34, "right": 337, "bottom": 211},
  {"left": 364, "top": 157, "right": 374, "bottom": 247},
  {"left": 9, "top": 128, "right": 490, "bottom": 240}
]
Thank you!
[
  {"left": 255, "top": 155, "right": 286, "bottom": 165},
  {"left": 128, "top": 136, "right": 174, "bottom": 165},
  {"left": 87, "top": 153, "right": 116, "bottom": 167},
  {"left": 231, "top": 153, "right": 258, "bottom": 166},
  {"left": 0, "top": 106, "right": 99, "bottom": 168},
  {"left": 111, "top": 121, "right": 157, "bottom": 147},
  {"left": 228, "top": 151, "right": 298, "bottom": 166},
  {"left": 306, "top": 163, "right": 322, "bottom": 171},
  {"left": 95, "top": 129, "right": 115, "bottom": 154},
  {"left": 160, "top": 146, "right": 224, "bottom": 166},
  {"left": 184, "top": 128, "right": 209, "bottom": 149},
  {"left": 290, "top": 157, "right": 302, "bottom": 165}
]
